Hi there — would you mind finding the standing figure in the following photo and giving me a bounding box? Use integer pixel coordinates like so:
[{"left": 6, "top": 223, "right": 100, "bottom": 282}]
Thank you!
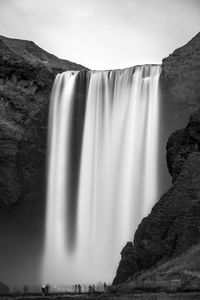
[
  {"left": 45, "top": 284, "right": 50, "bottom": 295},
  {"left": 88, "top": 285, "right": 92, "bottom": 293},
  {"left": 78, "top": 284, "right": 81, "bottom": 294},
  {"left": 74, "top": 284, "right": 78, "bottom": 293},
  {"left": 41, "top": 285, "right": 46, "bottom": 295},
  {"left": 103, "top": 282, "right": 107, "bottom": 292}
]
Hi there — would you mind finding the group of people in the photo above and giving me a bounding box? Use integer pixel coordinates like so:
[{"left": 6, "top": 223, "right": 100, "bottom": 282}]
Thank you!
[
  {"left": 41, "top": 284, "right": 50, "bottom": 295},
  {"left": 88, "top": 284, "right": 96, "bottom": 293},
  {"left": 74, "top": 282, "right": 108, "bottom": 294},
  {"left": 41, "top": 282, "right": 108, "bottom": 295},
  {"left": 74, "top": 284, "right": 82, "bottom": 294}
]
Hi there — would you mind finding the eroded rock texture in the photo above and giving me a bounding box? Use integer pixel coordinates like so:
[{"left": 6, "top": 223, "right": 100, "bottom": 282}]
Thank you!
[
  {"left": 161, "top": 32, "right": 200, "bottom": 111},
  {"left": 0, "top": 35, "right": 87, "bottom": 208}
]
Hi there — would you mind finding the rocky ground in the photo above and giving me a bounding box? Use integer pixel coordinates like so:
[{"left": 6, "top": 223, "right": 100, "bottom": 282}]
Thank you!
[{"left": 1, "top": 292, "right": 200, "bottom": 300}]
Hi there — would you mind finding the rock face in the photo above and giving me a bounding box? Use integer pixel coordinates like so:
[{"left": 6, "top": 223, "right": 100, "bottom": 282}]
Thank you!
[
  {"left": 0, "top": 35, "right": 87, "bottom": 207},
  {"left": 161, "top": 32, "right": 200, "bottom": 112},
  {"left": 112, "top": 244, "right": 200, "bottom": 293},
  {"left": 113, "top": 33, "right": 200, "bottom": 285},
  {"left": 166, "top": 112, "right": 200, "bottom": 182},
  {"left": 0, "top": 35, "right": 87, "bottom": 284}
]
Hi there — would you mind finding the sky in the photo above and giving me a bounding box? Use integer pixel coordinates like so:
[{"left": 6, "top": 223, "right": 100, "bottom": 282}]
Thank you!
[{"left": 0, "top": 0, "right": 200, "bottom": 70}]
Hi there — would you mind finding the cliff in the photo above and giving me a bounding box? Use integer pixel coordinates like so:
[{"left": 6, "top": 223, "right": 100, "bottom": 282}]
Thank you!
[
  {"left": 113, "top": 32, "right": 200, "bottom": 288},
  {"left": 161, "top": 32, "right": 200, "bottom": 111},
  {"left": 0, "top": 35, "right": 87, "bottom": 207},
  {"left": 0, "top": 35, "right": 88, "bottom": 283},
  {"left": 1, "top": 32, "right": 200, "bottom": 287}
]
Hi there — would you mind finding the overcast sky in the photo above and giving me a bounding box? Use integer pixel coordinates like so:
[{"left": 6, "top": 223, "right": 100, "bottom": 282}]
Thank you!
[{"left": 0, "top": 0, "right": 200, "bottom": 69}]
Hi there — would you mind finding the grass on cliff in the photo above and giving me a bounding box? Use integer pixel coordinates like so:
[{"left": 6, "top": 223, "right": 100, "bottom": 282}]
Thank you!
[
  {"left": 143, "top": 243, "right": 200, "bottom": 279},
  {"left": 116, "top": 243, "right": 200, "bottom": 293}
]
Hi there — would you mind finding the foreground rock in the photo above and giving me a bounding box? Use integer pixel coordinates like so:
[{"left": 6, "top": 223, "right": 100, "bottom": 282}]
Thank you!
[
  {"left": 2, "top": 292, "right": 200, "bottom": 300},
  {"left": 112, "top": 244, "right": 200, "bottom": 293}
]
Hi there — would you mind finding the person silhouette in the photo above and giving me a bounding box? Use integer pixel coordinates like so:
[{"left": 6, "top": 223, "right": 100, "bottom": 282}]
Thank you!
[
  {"left": 78, "top": 284, "right": 81, "bottom": 294},
  {"left": 88, "top": 285, "right": 92, "bottom": 293},
  {"left": 104, "top": 282, "right": 107, "bottom": 292},
  {"left": 45, "top": 284, "right": 50, "bottom": 295},
  {"left": 41, "top": 285, "right": 45, "bottom": 295}
]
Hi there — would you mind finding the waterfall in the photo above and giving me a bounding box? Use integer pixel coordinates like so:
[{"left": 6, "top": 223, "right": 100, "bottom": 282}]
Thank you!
[{"left": 43, "top": 65, "right": 161, "bottom": 285}]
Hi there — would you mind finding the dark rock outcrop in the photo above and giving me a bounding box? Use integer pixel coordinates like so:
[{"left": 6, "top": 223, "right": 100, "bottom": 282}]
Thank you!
[
  {"left": 166, "top": 111, "right": 200, "bottom": 182},
  {"left": 113, "top": 33, "right": 200, "bottom": 286},
  {"left": 161, "top": 32, "right": 200, "bottom": 112},
  {"left": 0, "top": 35, "right": 87, "bottom": 208},
  {"left": 112, "top": 244, "right": 200, "bottom": 293}
]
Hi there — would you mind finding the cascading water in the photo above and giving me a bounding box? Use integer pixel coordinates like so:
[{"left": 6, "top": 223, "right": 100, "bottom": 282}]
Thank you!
[
  {"left": 42, "top": 71, "right": 79, "bottom": 283},
  {"left": 43, "top": 65, "right": 161, "bottom": 285}
]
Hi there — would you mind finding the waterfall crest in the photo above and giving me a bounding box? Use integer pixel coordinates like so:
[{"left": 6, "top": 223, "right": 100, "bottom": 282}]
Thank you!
[{"left": 43, "top": 65, "right": 161, "bottom": 285}]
